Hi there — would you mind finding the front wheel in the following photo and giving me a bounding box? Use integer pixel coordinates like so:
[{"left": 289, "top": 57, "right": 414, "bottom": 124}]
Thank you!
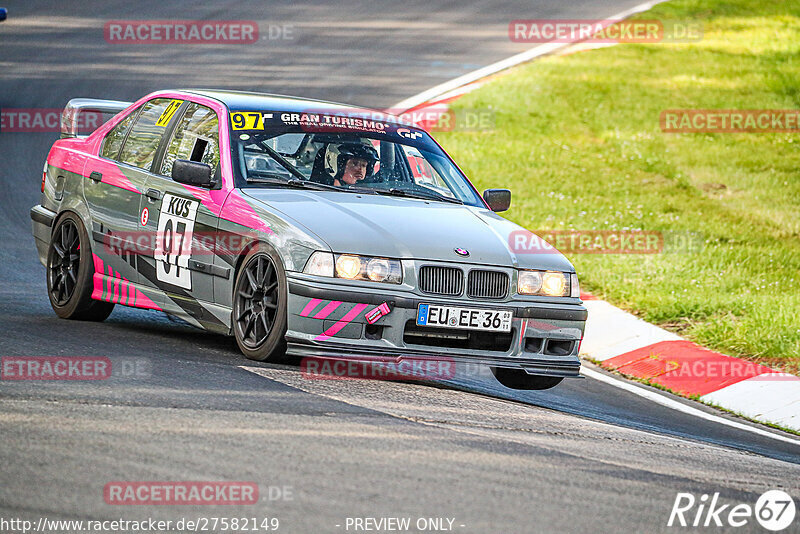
[
  {"left": 232, "top": 244, "right": 288, "bottom": 361},
  {"left": 46, "top": 212, "right": 114, "bottom": 321},
  {"left": 491, "top": 367, "right": 564, "bottom": 390}
]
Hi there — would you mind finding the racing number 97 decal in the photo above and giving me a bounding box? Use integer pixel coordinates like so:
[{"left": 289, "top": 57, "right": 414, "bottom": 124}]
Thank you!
[
  {"left": 156, "top": 99, "right": 183, "bottom": 127},
  {"left": 230, "top": 112, "right": 267, "bottom": 130},
  {"left": 153, "top": 193, "right": 198, "bottom": 290}
]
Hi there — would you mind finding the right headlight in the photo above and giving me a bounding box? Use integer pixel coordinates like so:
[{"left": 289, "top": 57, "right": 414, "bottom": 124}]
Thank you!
[
  {"left": 303, "top": 251, "right": 402, "bottom": 284},
  {"left": 517, "top": 270, "right": 573, "bottom": 297}
]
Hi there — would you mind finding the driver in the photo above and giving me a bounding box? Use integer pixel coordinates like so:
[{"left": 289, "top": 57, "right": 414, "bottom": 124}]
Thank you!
[{"left": 324, "top": 141, "right": 379, "bottom": 187}]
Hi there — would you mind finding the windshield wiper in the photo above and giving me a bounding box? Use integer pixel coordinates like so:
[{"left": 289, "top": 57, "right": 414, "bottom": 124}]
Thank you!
[
  {"left": 374, "top": 187, "right": 463, "bottom": 204},
  {"left": 245, "top": 176, "right": 342, "bottom": 192}
]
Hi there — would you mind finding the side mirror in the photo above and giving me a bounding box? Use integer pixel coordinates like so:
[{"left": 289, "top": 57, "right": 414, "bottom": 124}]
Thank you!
[
  {"left": 172, "top": 160, "right": 215, "bottom": 188},
  {"left": 0, "top": 8, "right": 7, "bottom": 22},
  {"left": 483, "top": 189, "right": 511, "bottom": 212}
]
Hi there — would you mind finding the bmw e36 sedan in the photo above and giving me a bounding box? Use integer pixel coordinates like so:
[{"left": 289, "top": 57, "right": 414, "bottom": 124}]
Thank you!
[{"left": 31, "top": 89, "right": 587, "bottom": 390}]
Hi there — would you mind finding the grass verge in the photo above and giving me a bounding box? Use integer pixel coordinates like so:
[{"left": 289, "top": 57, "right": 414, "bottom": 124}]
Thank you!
[{"left": 437, "top": 0, "right": 800, "bottom": 367}]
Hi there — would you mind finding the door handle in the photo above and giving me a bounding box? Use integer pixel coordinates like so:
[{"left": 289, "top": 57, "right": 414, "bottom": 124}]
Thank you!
[
  {"left": 145, "top": 188, "right": 163, "bottom": 201},
  {"left": 89, "top": 171, "right": 102, "bottom": 183}
]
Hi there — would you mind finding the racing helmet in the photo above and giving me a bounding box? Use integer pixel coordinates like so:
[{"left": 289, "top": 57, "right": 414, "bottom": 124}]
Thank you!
[{"left": 324, "top": 140, "right": 379, "bottom": 181}]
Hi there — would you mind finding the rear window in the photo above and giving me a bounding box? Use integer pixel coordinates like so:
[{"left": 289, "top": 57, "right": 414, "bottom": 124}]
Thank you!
[{"left": 100, "top": 106, "right": 140, "bottom": 161}]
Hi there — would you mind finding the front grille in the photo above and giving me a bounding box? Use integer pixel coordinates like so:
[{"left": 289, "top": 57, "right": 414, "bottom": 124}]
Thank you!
[
  {"left": 418, "top": 266, "right": 463, "bottom": 296},
  {"left": 467, "top": 269, "right": 509, "bottom": 299}
]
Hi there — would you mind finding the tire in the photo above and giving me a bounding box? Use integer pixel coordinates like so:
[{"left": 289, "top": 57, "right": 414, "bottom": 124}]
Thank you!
[
  {"left": 490, "top": 367, "right": 564, "bottom": 390},
  {"left": 46, "top": 212, "right": 115, "bottom": 321},
  {"left": 232, "top": 243, "right": 288, "bottom": 361}
]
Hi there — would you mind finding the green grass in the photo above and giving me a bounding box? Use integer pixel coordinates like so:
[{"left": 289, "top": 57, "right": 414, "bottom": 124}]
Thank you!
[{"left": 437, "top": 0, "right": 800, "bottom": 366}]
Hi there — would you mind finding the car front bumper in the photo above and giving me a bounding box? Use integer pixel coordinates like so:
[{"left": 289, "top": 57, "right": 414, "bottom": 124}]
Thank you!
[{"left": 285, "top": 273, "right": 586, "bottom": 379}]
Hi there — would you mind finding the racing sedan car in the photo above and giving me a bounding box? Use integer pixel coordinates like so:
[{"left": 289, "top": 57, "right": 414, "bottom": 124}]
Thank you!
[{"left": 31, "top": 89, "right": 587, "bottom": 390}]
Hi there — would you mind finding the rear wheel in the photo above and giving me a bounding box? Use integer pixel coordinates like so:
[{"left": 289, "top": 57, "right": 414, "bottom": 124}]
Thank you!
[
  {"left": 46, "top": 212, "right": 114, "bottom": 321},
  {"left": 491, "top": 367, "right": 564, "bottom": 390},
  {"left": 232, "top": 244, "right": 288, "bottom": 361}
]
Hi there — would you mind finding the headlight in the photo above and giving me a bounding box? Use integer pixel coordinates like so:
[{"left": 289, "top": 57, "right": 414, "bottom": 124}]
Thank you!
[
  {"left": 303, "top": 251, "right": 334, "bottom": 277},
  {"left": 518, "top": 271, "right": 542, "bottom": 295},
  {"left": 517, "top": 270, "right": 571, "bottom": 297},
  {"left": 366, "top": 258, "right": 390, "bottom": 281},
  {"left": 542, "top": 272, "right": 566, "bottom": 296},
  {"left": 335, "top": 254, "right": 362, "bottom": 279},
  {"left": 303, "top": 251, "right": 402, "bottom": 284}
]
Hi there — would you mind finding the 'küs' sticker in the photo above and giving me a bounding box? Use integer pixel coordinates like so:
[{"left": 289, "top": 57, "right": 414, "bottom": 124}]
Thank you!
[{"left": 153, "top": 193, "right": 198, "bottom": 290}]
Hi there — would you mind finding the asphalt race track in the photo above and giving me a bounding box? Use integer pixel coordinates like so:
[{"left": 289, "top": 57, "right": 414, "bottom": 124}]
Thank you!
[{"left": 1, "top": 2, "right": 799, "bottom": 533}]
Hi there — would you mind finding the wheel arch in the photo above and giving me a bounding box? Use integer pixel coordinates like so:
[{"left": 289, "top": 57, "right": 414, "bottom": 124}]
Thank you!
[{"left": 51, "top": 200, "right": 92, "bottom": 240}]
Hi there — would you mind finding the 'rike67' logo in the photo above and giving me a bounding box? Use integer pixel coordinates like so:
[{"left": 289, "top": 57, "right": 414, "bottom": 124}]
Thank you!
[
  {"left": 668, "top": 490, "right": 796, "bottom": 531},
  {"left": 153, "top": 194, "right": 198, "bottom": 290}
]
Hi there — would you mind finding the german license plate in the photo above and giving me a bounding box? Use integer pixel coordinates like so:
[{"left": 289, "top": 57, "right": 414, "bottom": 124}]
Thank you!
[{"left": 416, "top": 304, "right": 512, "bottom": 332}]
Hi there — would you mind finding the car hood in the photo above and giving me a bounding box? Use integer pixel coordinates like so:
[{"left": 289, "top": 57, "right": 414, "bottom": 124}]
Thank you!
[{"left": 241, "top": 189, "right": 575, "bottom": 271}]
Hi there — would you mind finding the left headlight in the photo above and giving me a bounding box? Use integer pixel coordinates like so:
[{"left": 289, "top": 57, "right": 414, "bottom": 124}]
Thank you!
[
  {"left": 303, "top": 251, "right": 402, "bottom": 284},
  {"left": 517, "top": 270, "right": 572, "bottom": 297}
]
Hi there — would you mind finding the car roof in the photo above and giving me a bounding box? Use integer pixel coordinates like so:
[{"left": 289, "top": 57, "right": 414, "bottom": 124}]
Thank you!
[{"left": 182, "top": 89, "right": 412, "bottom": 125}]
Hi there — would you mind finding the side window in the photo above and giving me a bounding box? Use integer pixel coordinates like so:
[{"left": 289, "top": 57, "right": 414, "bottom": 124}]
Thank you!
[
  {"left": 401, "top": 145, "right": 456, "bottom": 198},
  {"left": 100, "top": 105, "right": 140, "bottom": 160},
  {"left": 118, "top": 98, "right": 183, "bottom": 171},
  {"left": 160, "top": 102, "right": 220, "bottom": 178}
]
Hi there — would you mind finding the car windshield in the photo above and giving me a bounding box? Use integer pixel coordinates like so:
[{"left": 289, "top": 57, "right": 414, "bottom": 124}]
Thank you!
[{"left": 229, "top": 110, "right": 485, "bottom": 206}]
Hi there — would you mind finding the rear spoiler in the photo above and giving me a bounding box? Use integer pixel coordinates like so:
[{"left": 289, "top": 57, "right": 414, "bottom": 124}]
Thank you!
[{"left": 60, "top": 98, "right": 133, "bottom": 139}]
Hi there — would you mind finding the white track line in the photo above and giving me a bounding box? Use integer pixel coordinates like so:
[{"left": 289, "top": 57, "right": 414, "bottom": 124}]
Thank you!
[
  {"left": 582, "top": 368, "right": 800, "bottom": 446},
  {"left": 392, "top": 0, "right": 669, "bottom": 111},
  {"left": 389, "top": 0, "right": 800, "bottom": 447}
]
